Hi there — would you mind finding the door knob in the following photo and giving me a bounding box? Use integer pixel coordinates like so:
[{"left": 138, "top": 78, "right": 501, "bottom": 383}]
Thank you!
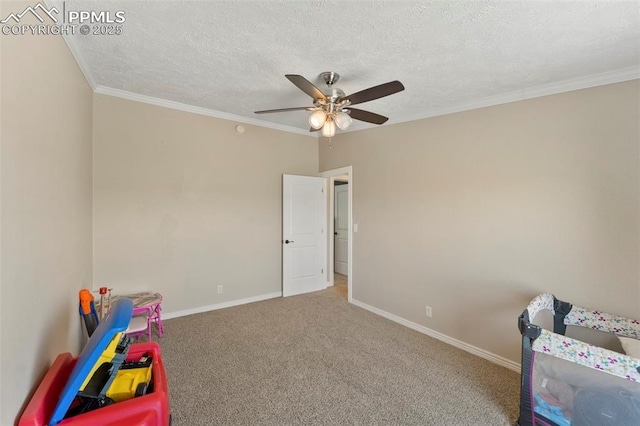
[
  {"left": 284, "top": 240, "right": 294, "bottom": 244},
  {"left": 334, "top": 232, "right": 338, "bottom": 235}
]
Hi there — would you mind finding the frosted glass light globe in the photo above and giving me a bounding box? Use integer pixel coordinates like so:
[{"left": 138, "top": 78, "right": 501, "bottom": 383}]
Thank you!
[
  {"left": 321, "top": 120, "right": 336, "bottom": 137},
  {"left": 309, "top": 110, "right": 327, "bottom": 130},
  {"left": 334, "top": 111, "right": 352, "bottom": 130}
]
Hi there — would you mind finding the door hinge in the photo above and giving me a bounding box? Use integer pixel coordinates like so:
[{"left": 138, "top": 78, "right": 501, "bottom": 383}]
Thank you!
[
  {"left": 321, "top": 227, "right": 324, "bottom": 233},
  {"left": 321, "top": 187, "right": 324, "bottom": 193},
  {"left": 321, "top": 268, "right": 324, "bottom": 274}
]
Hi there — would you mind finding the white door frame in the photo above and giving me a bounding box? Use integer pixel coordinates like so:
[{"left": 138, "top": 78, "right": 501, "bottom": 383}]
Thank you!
[{"left": 320, "top": 166, "right": 353, "bottom": 302}]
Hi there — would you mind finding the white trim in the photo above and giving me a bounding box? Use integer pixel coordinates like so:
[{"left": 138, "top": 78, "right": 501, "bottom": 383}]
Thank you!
[
  {"left": 522, "top": 66, "right": 640, "bottom": 99},
  {"left": 94, "top": 86, "right": 316, "bottom": 137},
  {"left": 350, "top": 66, "right": 640, "bottom": 131},
  {"left": 162, "top": 291, "right": 282, "bottom": 320},
  {"left": 320, "top": 166, "right": 353, "bottom": 303},
  {"left": 46, "top": 7, "right": 637, "bottom": 140},
  {"left": 45, "top": 0, "right": 96, "bottom": 90},
  {"left": 46, "top": 17, "right": 638, "bottom": 138},
  {"left": 91, "top": 62, "right": 638, "bottom": 137},
  {"left": 350, "top": 298, "right": 521, "bottom": 373}
]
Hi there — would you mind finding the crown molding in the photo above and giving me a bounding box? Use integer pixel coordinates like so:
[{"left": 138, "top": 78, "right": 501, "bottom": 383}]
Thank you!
[
  {"left": 44, "top": 0, "right": 97, "bottom": 90},
  {"left": 94, "top": 86, "right": 316, "bottom": 137},
  {"left": 96, "top": 66, "right": 638, "bottom": 137},
  {"left": 522, "top": 66, "right": 640, "bottom": 99},
  {"left": 88, "top": 64, "right": 639, "bottom": 137},
  {"left": 386, "top": 66, "right": 640, "bottom": 129},
  {"left": 47, "top": 5, "right": 637, "bottom": 139}
]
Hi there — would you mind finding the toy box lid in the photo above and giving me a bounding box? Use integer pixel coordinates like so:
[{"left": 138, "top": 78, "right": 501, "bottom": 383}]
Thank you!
[{"left": 50, "top": 298, "right": 133, "bottom": 425}]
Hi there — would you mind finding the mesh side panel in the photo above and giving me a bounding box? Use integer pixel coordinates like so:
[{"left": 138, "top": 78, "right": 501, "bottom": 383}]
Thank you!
[{"left": 532, "top": 352, "right": 640, "bottom": 426}]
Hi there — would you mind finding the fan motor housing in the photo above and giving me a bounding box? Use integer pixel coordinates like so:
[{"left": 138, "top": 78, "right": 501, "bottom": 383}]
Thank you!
[
  {"left": 320, "top": 72, "right": 345, "bottom": 103},
  {"left": 323, "top": 87, "right": 346, "bottom": 102}
]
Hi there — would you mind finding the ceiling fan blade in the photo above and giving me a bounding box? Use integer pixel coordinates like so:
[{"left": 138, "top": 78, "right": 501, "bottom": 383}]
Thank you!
[
  {"left": 341, "top": 80, "right": 405, "bottom": 106},
  {"left": 255, "top": 106, "right": 312, "bottom": 114},
  {"left": 285, "top": 74, "right": 327, "bottom": 101},
  {"left": 309, "top": 127, "right": 320, "bottom": 132},
  {"left": 347, "top": 108, "right": 389, "bottom": 125}
]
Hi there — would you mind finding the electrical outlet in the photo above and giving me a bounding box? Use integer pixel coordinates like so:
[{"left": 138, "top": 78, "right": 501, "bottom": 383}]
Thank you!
[
  {"left": 425, "top": 306, "right": 432, "bottom": 318},
  {"left": 217, "top": 285, "right": 223, "bottom": 294}
]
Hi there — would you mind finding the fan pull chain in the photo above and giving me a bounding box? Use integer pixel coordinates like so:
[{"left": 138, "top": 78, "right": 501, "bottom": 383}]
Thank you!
[{"left": 328, "top": 137, "right": 333, "bottom": 150}]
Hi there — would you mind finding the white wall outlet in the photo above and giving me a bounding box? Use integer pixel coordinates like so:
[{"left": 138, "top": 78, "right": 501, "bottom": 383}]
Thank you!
[
  {"left": 217, "top": 285, "right": 223, "bottom": 294},
  {"left": 425, "top": 306, "right": 432, "bottom": 318}
]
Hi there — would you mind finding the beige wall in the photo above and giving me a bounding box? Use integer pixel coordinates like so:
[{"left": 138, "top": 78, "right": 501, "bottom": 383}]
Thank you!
[
  {"left": 92, "top": 94, "right": 318, "bottom": 314},
  {"left": 320, "top": 80, "right": 640, "bottom": 363},
  {"left": 0, "top": 1, "right": 94, "bottom": 422}
]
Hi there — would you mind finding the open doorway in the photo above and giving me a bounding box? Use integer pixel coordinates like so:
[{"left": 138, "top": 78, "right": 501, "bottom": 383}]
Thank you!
[
  {"left": 333, "top": 178, "right": 349, "bottom": 299},
  {"left": 320, "top": 166, "right": 353, "bottom": 302}
]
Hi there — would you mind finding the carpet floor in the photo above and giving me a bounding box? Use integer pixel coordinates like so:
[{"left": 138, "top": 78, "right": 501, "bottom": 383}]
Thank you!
[{"left": 159, "top": 289, "right": 520, "bottom": 425}]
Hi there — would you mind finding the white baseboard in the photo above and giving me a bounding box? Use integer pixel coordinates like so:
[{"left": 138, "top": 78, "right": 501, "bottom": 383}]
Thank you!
[
  {"left": 163, "top": 291, "right": 282, "bottom": 320},
  {"left": 350, "top": 298, "right": 521, "bottom": 373}
]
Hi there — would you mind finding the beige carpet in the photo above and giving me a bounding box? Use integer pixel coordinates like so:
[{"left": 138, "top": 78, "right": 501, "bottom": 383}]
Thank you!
[{"left": 159, "top": 289, "right": 520, "bottom": 425}]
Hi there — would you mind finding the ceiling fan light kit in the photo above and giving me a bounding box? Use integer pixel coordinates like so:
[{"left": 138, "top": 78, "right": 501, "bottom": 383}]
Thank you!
[{"left": 255, "top": 72, "right": 405, "bottom": 138}]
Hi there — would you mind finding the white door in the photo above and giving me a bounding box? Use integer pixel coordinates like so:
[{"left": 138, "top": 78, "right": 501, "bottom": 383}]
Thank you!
[
  {"left": 334, "top": 183, "right": 349, "bottom": 275},
  {"left": 282, "top": 174, "right": 327, "bottom": 297}
]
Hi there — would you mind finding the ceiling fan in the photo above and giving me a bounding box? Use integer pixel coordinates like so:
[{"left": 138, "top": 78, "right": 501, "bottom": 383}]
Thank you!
[{"left": 255, "top": 72, "right": 405, "bottom": 137}]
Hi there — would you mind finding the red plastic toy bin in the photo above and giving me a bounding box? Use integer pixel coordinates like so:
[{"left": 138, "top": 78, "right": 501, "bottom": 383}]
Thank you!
[{"left": 19, "top": 342, "right": 170, "bottom": 426}]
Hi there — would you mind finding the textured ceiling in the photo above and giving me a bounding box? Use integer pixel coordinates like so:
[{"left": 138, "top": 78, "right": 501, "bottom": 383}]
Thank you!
[{"left": 60, "top": 1, "right": 639, "bottom": 133}]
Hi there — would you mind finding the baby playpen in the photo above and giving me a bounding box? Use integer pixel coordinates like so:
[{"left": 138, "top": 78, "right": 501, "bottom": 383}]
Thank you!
[{"left": 517, "top": 293, "right": 640, "bottom": 426}]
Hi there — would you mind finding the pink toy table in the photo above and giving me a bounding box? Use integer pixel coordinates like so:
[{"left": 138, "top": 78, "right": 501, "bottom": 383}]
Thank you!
[{"left": 98, "top": 292, "right": 164, "bottom": 341}]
